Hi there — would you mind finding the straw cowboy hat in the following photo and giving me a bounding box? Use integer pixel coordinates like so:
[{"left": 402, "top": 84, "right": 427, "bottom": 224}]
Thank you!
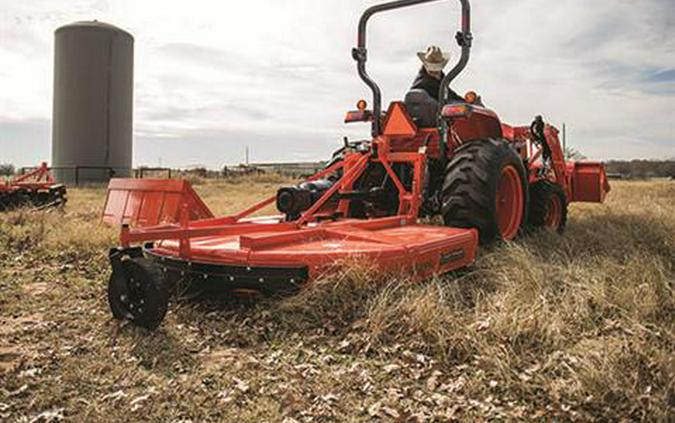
[{"left": 417, "top": 45, "right": 450, "bottom": 72}]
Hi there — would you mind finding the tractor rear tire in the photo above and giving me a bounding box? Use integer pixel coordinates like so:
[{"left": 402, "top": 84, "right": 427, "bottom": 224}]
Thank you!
[
  {"left": 108, "top": 257, "right": 169, "bottom": 330},
  {"left": 441, "top": 138, "right": 528, "bottom": 244},
  {"left": 527, "top": 180, "right": 568, "bottom": 234}
]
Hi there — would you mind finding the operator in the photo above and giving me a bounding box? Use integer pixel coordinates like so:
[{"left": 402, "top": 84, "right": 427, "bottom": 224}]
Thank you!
[{"left": 411, "top": 45, "right": 464, "bottom": 102}]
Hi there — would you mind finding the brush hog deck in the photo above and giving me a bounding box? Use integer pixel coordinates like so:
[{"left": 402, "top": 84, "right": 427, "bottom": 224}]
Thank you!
[
  {"left": 103, "top": 0, "right": 609, "bottom": 330},
  {"left": 105, "top": 177, "right": 478, "bottom": 291},
  {"left": 104, "top": 176, "right": 478, "bottom": 330}
]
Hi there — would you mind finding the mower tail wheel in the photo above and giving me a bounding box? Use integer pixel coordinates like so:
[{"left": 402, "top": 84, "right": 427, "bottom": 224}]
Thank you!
[
  {"left": 108, "top": 255, "right": 169, "bottom": 330},
  {"left": 527, "top": 180, "right": 568, "bottom": 234},
  {"left": 441, "top": 138, "right": 528, "bottom": 244}
]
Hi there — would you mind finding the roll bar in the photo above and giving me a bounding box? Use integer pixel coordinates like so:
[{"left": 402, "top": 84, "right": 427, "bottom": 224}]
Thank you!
[{"left": 353, "top": 0, "right": 472, "bottom": 136}]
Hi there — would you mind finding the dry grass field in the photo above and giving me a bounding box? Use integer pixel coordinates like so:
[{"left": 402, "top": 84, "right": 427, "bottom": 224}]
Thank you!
[{"left": 0, "top": 177, "right": 673, "bottom": 422}]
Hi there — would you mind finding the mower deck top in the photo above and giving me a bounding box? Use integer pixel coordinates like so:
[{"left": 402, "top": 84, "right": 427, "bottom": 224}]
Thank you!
[{"left": 149, "top": 217, "right": 477, "bottom": 280}]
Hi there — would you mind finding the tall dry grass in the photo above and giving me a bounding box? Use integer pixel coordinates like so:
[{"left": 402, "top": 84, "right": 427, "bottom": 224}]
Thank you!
[
  {"left": 0, "top": 179, "right": 673, "bottom": 421},
  {"left": 261, "top": 180, "right": 674, "bottom": 419}
]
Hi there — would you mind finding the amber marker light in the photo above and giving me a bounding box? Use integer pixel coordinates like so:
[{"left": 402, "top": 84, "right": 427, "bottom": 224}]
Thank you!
[
  {"left": 464, "top": 91, "right": 477, "bottom": 104},
  {"left": 441, "top": 104, "right": 473, "bottom": 118}
]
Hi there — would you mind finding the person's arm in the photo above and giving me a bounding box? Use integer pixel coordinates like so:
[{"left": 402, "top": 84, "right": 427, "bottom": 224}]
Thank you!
[{"left": 410, "top": 67, "right": 427, "bottom": 90}]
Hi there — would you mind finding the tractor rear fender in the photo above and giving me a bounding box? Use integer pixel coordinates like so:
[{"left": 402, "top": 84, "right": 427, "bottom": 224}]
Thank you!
[
  {"left": 102, "top": 178, "right": 214, "bottom": 227},
  {"left": 567, "top": 161, "right": 610, "bottom": 203},
  {"left": 450, "top": 106, "right": 503, "bottom": 144}
]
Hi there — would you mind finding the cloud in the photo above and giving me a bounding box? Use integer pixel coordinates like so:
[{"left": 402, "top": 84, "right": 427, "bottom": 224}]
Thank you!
[
  {"left": 134, "top": 125, "right": 338, "bottom": 168},
  {"left": 0, "top": 0, "right": 673, "bottom": 167}
]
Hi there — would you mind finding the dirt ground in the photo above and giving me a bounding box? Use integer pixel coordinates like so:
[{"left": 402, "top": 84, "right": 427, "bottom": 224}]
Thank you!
[{"left": 0, "top": 177, "right": 673, "bottom": 422}]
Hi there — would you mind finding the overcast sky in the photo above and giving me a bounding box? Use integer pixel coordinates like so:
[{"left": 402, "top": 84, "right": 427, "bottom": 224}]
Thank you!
[{"left": 1, "top": 0, "right": 673, "bottom": 168}]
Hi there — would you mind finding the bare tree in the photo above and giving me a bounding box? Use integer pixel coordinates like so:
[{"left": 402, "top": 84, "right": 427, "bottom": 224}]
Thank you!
[{"left": 0, "top": 163, "right": 15, "bottom": 177}]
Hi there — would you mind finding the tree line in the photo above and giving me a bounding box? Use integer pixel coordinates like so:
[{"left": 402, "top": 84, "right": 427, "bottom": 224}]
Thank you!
[
  {"left": 2, "top": 160, "right": 674, "bottom": 180},
  {"left": 604, "top": 160, "right": 675, "bottom": 179}
]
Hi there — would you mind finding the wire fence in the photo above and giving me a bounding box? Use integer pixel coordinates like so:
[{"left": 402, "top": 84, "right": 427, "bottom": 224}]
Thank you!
[
  {"left": 19, "top": 166, "right": 135, "bottom": 186},
  {"left": 16, "top": 162, "right": 329, "bottom": 186}
]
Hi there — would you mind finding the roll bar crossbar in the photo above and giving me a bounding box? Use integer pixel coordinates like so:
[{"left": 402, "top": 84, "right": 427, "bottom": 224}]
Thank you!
[{"left": 353, "top": 0, "right": 472, "bottom": 137}]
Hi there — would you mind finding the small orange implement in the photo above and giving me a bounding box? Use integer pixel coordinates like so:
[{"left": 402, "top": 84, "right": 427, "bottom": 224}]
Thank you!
[
  {"left": 103, "top": 0, "right": 609, "bottom": 330},
  {"left": 0, "top": 162, "right": 67, "bottom": 211}
]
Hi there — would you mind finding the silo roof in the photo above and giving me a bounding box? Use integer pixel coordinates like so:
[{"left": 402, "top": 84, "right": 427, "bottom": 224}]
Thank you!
[{"left": 55, "top": 20, "right": 133, "bottom": 40}]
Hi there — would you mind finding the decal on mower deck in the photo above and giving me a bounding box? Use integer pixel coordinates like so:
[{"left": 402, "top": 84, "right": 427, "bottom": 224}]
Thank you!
[{"left": 440, "top": 249, "right": 466, "bottom": 265}]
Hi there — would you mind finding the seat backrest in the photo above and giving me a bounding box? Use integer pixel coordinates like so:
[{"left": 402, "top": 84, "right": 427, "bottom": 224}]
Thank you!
[{"left": 404, "top": 89, "right": 438, "bottom": 128}]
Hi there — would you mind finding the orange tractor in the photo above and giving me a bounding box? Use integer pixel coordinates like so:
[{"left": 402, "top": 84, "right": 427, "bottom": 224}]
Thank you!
[{"left": 103, "top": 0, "right": 609, "bottom": 329}]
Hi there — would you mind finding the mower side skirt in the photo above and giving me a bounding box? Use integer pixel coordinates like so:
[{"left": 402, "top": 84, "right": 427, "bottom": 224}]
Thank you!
[{"left": 144, "top": 248, "right": 307, "bottom": 295}]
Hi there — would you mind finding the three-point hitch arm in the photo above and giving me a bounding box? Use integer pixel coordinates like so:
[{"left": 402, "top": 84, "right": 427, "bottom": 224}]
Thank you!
[{"left": 353, "top": 0, "right": 472, "bottom": 137}]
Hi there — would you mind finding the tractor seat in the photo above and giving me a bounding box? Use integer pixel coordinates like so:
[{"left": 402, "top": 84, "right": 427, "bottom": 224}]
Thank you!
[{"left": 404, "top": 89, "right": 439, "bottom": 128}]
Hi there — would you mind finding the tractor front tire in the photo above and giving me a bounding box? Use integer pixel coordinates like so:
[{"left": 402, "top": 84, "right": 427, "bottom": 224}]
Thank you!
[
  {"left": 441, "top": 138, "right": 528, "bottom": 244},
  {"left": 108, "top": 257, "right": 169, "bottom": 330},
  {"left": 527, "top": 180, "right": 568, "bottom": 234}
]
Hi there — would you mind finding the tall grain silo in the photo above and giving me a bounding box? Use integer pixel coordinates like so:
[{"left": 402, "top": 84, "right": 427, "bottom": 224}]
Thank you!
[{"left": 52, "top": 21, "right": 134, "bottom": 183}]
